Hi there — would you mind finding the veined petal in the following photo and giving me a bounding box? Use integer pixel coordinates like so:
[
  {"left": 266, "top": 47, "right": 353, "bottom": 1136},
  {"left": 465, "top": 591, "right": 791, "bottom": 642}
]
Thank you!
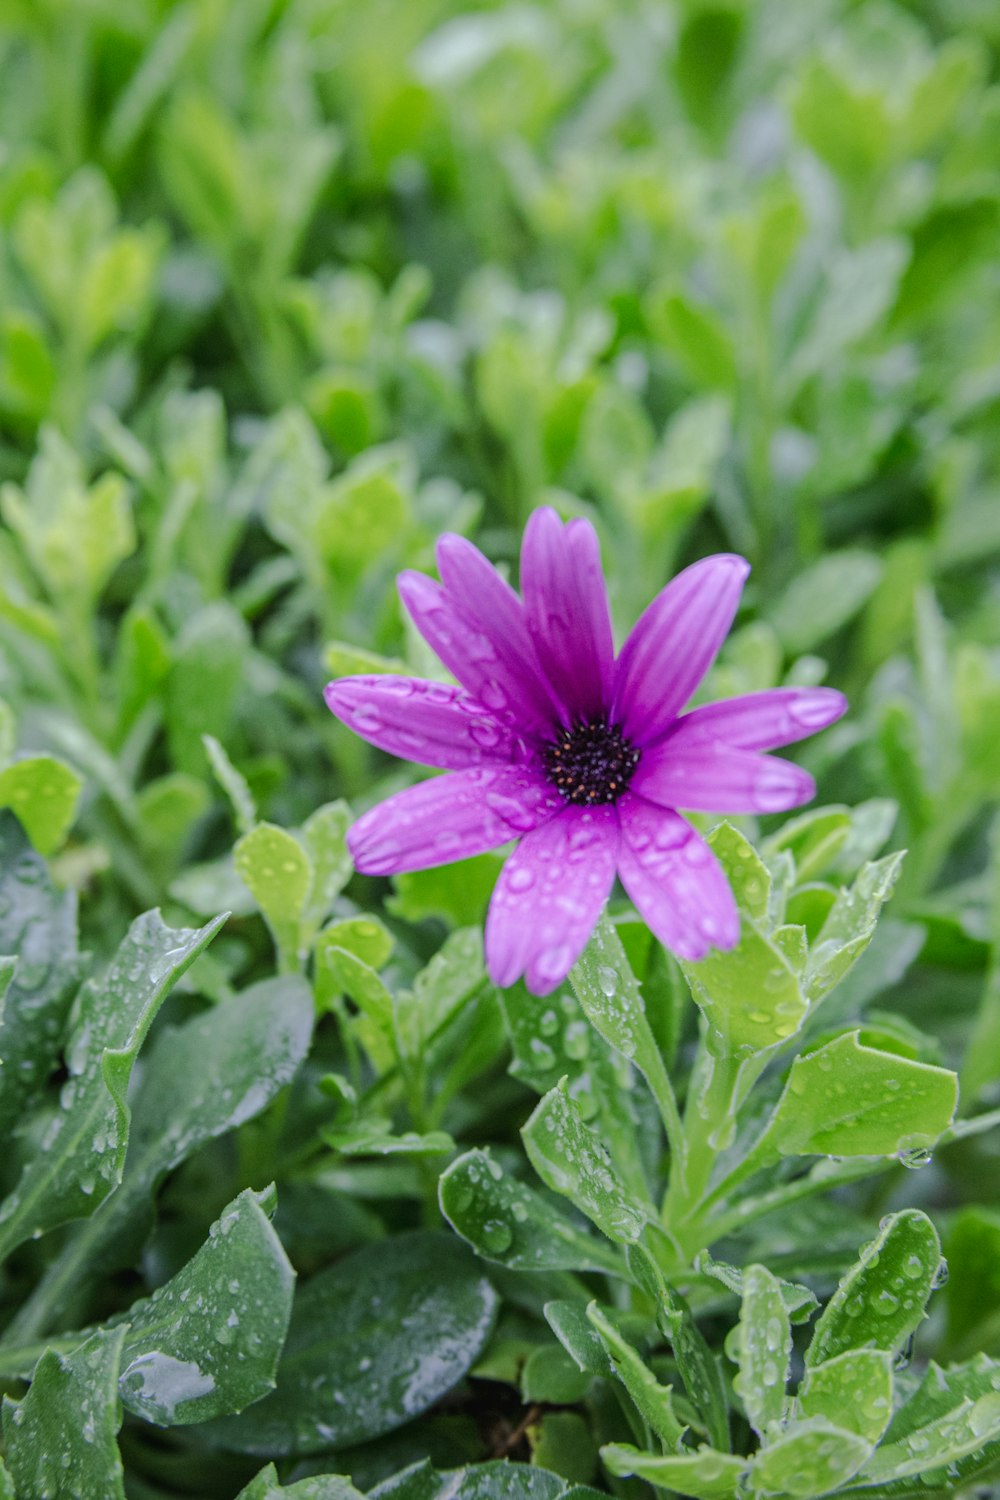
[
  {"left": 398, "top": 561, "right": 555, "bottom": 734},
  {"left": 485, "top": 805, "right": 619, "bottom": 996},
  {"left": 520, "top": 507, "right": 614, "bottom": 723},
  {"left": 612, "top": 554, "right": 750, "bottom": 745},
  {"left": 324, "top": 676, "right": 527, "bottom": 771},
  {"left": 666, "top": 687, "right": 848, "bottom": 752},
  {"left": 631, "top": 741, "right": 816, "bottom": 815},
  {"left": 616, "top": 794, "right": 739, "bottom": 961},
  {"left": 348, "top": 766, "right": 563, "bottom": 876}
]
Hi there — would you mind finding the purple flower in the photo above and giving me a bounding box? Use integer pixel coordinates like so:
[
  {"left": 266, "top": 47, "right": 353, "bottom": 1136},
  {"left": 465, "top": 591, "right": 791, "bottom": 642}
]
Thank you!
[{"left": 325, "top": 509, "right": 846, "bottom": 996}]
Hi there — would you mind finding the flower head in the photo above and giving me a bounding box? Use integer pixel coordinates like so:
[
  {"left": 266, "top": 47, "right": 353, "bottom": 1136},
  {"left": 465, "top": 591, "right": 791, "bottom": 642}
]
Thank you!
[{"left": 325, "top": 509, "right": 846, "bottom": 995}]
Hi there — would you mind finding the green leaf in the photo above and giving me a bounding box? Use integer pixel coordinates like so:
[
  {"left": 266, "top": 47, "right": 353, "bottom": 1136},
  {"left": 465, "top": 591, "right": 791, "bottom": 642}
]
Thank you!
[
  {"left": 649, "top": 291, "right": 736, "bottom": 391},
  {"left": 698, "top": 1252, "right": 818, "bottom": 1323},
  {"left": 239, "top": 1466, "right": 363, "bottom": 1499},
  {"left": 238, "top": 1466, "right": 364, "bottom": 1500},
  {"left": 300, "top": 800, "right": 353, "bottom": 938},
  {"left": 841, "top": 1357, "right": 1000, "bottom": 1494},
  {"left": 586, "top": 1302, "right": 687, "bottom": 1450},
  {"left": 728, "top": 1263, "right": 790, "bottom": 1437},
  {"left": 317, "top": 916, "right": 394, "bottom": 972},
  {"left": 528, "top": 1410, "right": 598, "bottom": 1485},
  {"left": 522, "top": 1080, "right": 649, "bottom": 1244},
  {"left": 500, "top": 970, "right": 647, "bottom": 1201},
  {"left": 545, "top": 1300, "right": 615, "bottom": 1378},
  {"left": 209, "top": 1231, "right": 497, "bottom": 1454},
  {"left": 324, "top": 1123, "right": 453, "bottom": 1158},
  {"left": 680, "top": 826, "right": 808, "bottom": 1053},
  {"left": 751, "top": 1419, "right": 872, "bottom": 1496},
  {"left": 805, "top": 1210, "right": 942, "bottom": 1367},
  {"left": 758, "top": 1030, "right": 957, "bottom": 1161},
  {"left": 628, "top": 1244, "right": 730, "bottom": 1452},
  {"left": 235, "top": 822, "right": 312, "bottom": 966},
  {"left": 395, "top": 926, "right": 488, "bottom": 1061},
  {"left": 0, "top": 756, "right": 81, "bottom": 855},
  {"left": 805, "top": 853, "right": 906, "bottom": 1002},
  {"left": 388, "top": 852, "right": 503, "bottom": 928},
  {"left": 521, "top": 1344, "right": 591, "bottom": 1406},
  {"left": 1, "top": 428, "right": 135, "bottom": 607},
  {"left": 3, "top": 1327, "right": 127, "bottom": 1500},
  {"left": 118, "top": 1188, "right": 294, "bottom": 1425},
  {"left": 601, "top": 1443, "right": 744, "bottom": 1498},
  {"left": 797, "top": 1349, "right": 894, "bottom": 1444},
  {"left": 203, "top": 734, "right": 257, "bottom": 835},
  {"left": 164, "top": 603, "right": 249, "bottom": 776},
  {"left": 945, "top": 1207, "right": 1000, "bottom": 1353},
  {"left": 8, "top": 975, "right": 313, "bottom": 1342},
  {"left": 439, "top": 1149, "right": 625, "bottom": 1276},
  {"left": 569, "top": 914, "right": 682, "bottom": 1168},
  {"left": 766, "top": 550, "right": 884, "bottom": 656},
  {"left": 370, "top": 1459, "right": 587, "bottom": 1500},
  {"left": 0, "top": 910, "right": 224, "bottom": 1261},
  {"left": 788, "top": 240, "right": 908, "bottom": 389},
  {"left": 0, "top": 812, "right": 82, "bottom": 1137}
]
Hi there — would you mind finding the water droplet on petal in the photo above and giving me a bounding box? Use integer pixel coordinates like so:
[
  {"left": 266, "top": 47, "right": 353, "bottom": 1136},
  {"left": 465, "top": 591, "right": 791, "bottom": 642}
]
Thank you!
[{"left": 480, "top": 680, "right": 508, "bottom": 711}]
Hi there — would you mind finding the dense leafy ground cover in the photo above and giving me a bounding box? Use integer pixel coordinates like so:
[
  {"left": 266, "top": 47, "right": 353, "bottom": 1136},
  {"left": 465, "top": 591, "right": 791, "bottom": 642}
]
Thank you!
[{"left": 1, "top": 0, "right": 1000, "bottom": 1496}]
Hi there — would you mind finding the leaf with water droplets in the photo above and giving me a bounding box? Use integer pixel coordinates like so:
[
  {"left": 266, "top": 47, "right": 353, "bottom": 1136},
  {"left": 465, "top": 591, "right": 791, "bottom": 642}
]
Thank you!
[
  {"left": 0, "top": 810, "right": 83, "bottom": 1138},
  {"left": 805, "top": 1210, "right": 942, "bottom": 1368},
  {"left": 440, "top": 1149, "right": 626, "bottom": 1276},
  {"left": 500, "top": 962, "right": 648, "bottom": 1202},
  {"left": 698, "top": 1252, "right": 818, "bottom": 1323},
  {"left": 207, "top": 1231, "right": 497, "bottom": 1454},
  {"left": 0, "top": 1457, "right": 12, "bottom": 1499},
  {"left": 395, "top": 926, "right": 488, "bottom": 1060},
  {"left": 804, "top": 852, "right": 905, "bottom": 1002},
  {"left": 235, "top": 822, "right": 312, "bottom": 966},
  {"left": 369, "top": 1457, "right": 597, "bottom": 1500},
  {"left": 728, "top": 1263, "right": 790, "bottom": 1438},
  {"left": 627, "top": 1243, "right": 730, "bottom": 1453},
  {"left": 600, "top": 1443, "right": 745, "bottom": 1498},
  {"left": 300, "top": 800, "right": 353, "bottom": 939},
  {"left": 2, "top": 1326, "right": 127, "bottom": 1500},
  {"left": 238, "top": 1464, "right": 365, "bottom": 1498},
  {"left": 750, "top": 1417, "right": 872, "bottom": 1496},
  {"left": 117, "top": 1187, "right": 294, "bottom": 1425},
  {"left": 798, "top": 1349, "right": 894, "bottom": 1444},
  {"left": 522, "top": 1080, "right": 650, "bottom": 1245},
  {"left": 586, "top": 1302, "right": 687, "bottom": 1450},
  {"left": 0, "top": 909, "right": 224, "bottom": 1262},
  {"left": 10, "top": 976, "right": 312, "bottom": 1338},
  {"left": 837, "top": 1355, "right": 1000, "bottom": 1496},
  {"left": 679, "top": 825, "right": 808, "bottom": 1053},
  {"left": 755, "top": 1030, "right": 957, "bottom": 1163}
]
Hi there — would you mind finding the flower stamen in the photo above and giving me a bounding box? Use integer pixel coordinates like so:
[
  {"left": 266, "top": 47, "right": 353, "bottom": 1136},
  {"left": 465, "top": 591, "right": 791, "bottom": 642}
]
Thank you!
[{"left": 543, "top": 718, "right": 640, "bottom": 806}]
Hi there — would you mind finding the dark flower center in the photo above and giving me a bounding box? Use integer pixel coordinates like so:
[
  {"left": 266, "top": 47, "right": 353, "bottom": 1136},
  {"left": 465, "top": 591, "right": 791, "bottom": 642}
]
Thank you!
[{"left": 543, "top": 718, "right": 640, "bottom": 805}]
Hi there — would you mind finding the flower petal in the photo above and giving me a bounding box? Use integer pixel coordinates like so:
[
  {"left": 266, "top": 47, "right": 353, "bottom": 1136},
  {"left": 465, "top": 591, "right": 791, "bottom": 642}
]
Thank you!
[
  {"left": 667, "top": 687, "right": 848, "bottom": 752},
  {"left": 616, "top": 794, "right": 739, "bottom": 961},
  {"left": 324, "top": 676, "right": 528, "bottom": 771},
  {"left": 398, "top": 557, "right": 555, "bottom": 734},
  {"left": 631, "top": 741, "right": 816, "bottom": 815},
  {"left": 438, "top": 532, "right": 562, "bottom": 726},
  {"left": 348, "top": 766, "right": 563, "bottom": 876},
  {"left": 612, "top": 554, "right": 750, "bottom": 745},
  {"left": 485, "top": 805, "right": 619, "bottom": 995},
  {"left": 519, "top": 507, "right": 614, "bottom": 722}
]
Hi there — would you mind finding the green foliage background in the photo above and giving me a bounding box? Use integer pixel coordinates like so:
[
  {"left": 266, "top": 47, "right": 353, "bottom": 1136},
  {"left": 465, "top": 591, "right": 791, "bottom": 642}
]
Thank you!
[{"left": 1, "top": 0, "right": 1000, "bottom": 1497}]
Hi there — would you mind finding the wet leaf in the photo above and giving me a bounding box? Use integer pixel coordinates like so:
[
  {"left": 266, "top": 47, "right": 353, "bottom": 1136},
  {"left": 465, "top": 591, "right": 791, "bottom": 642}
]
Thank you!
[
  {"left": 117, "top": 1187, "right": 294, "bottom": 1425},
  {"left": 209, "top": 1231, "right": 497, "bottom": 1454},
  {"left": 2, "top": 1327, "right": 127, "bottom": 1500},
  {"left": 0, "top": 910, "right": 224, "bottom": 1259}
]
